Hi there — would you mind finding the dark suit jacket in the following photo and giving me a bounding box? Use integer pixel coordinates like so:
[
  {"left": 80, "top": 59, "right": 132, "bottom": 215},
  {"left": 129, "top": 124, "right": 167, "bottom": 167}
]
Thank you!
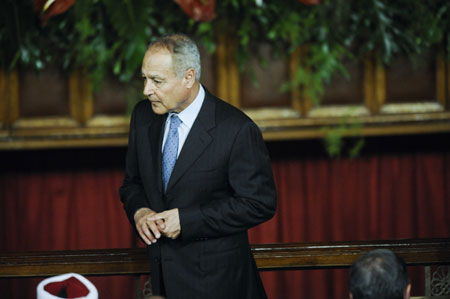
[{"left": 119, "top": 88, "right": 277, "bottom": 299}]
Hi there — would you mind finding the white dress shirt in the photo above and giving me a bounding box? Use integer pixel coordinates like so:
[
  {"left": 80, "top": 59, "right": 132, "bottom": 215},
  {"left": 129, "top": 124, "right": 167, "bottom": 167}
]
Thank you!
[{"left": 162, "top": 85, "right": 205, "bottom": 157}]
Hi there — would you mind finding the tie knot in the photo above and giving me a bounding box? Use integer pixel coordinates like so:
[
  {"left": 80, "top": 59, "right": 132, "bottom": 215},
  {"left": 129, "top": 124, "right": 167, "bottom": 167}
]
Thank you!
[{"left": 170, "top": 114, "right": 182, "bottom": 130}]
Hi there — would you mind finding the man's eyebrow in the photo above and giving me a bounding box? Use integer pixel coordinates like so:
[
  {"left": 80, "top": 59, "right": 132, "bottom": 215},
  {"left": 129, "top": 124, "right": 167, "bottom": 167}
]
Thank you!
[{"left": 141, "top": 72, "right": 166, "bottom": 81}]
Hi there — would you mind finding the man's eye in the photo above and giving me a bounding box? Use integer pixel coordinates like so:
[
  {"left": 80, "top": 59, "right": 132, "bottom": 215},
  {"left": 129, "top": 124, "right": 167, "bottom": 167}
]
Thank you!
[{"left": 154, "top": 80, "right": 162, "bottom": 85}]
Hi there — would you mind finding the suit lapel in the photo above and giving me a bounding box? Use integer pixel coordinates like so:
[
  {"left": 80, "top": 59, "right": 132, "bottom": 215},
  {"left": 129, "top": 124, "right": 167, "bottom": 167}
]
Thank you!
[
  {"left": 166, "top": 93, "right": 216, "bottom": 192},
  {"left": 140, "top": 113, "right": 166, "bottom": 195}
]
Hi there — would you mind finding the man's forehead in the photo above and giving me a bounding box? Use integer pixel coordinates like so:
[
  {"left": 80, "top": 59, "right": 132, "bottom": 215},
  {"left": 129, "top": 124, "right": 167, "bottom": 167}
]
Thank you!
[
  {"left": 144, "top": 47, "right": 172, "bottom": 62},
  {"left": 142, "top": 49, "right": 174, "bottom": 76}
]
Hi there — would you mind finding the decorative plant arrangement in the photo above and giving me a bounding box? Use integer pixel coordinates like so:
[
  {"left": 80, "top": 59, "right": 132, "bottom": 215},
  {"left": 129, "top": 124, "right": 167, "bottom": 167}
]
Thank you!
[
  {"left": 2, "top": 0, "right": 448, "bottom": 89},
  {"left": 1, "top": 0, "right": 449, "bottom": 155}
]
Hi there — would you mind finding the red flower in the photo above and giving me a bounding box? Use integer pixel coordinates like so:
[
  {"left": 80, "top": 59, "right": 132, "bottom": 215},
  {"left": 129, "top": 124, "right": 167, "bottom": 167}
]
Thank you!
[
  {"left": 299, "top": 0, "right": 320, "bottom": 5},
  {"left": 34, "top": 0, "right": 75, "bottom": 26},
  {"left": 175, "top": 0, "right": 216, "bottom": 22}
]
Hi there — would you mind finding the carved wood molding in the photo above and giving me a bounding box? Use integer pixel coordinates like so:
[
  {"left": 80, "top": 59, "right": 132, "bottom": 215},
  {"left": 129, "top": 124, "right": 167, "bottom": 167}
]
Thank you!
[
  {"left": 1, "top": 238, "right": 449, "bottom": 278},
  {"left": 1, "top": 114, "right": 449, "bottom": 149},
  {"left": 0, "top": 45, "right": 449, "bottom": 150}
]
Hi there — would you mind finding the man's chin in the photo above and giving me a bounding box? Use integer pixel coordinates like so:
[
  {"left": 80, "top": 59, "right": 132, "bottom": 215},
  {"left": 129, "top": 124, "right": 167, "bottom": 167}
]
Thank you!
[{"left": 150, "top": 102, "right": 167, "bottom": 115}]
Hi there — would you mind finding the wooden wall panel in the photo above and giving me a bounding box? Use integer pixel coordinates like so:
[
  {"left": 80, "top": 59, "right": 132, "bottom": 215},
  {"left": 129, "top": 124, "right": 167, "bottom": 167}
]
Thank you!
[
  {"left": 93, "top": 76, "right": 131, "bottom": 116},
  {"left": 385, "top": 54, "right": 436, "bottom": 103},
  {"left": 19, "top": 69, "right": 70, "bottom": 117},
  {"left": 240, "top": 44, "right": 291, "bottom": 109},
  {"left": 199, "top": 45, "right": 217, "bottom": 96},
  {"left": 0, "top": 39, "right": 449, "bottom": 149},
  {"left": 321, "top": 59, "right": 365, "bottom": 106}
]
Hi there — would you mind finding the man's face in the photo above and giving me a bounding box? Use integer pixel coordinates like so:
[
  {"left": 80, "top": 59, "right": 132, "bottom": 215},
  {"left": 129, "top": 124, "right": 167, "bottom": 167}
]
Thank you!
[{"left": 141, "top": 48, "right": 190, "bottom": 114}]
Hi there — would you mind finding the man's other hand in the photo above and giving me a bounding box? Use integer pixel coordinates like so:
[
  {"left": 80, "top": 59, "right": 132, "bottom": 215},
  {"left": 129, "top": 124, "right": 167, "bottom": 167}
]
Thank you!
[
  {"left": 134, "top": 208, "right": 166, "bottom": 245},
  {"left": 147, "top": 208, "right": 180, "bottom": 239}
]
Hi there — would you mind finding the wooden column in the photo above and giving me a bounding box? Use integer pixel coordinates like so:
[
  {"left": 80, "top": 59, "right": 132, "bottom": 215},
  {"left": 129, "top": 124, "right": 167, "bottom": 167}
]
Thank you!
[
  {"left": 0, "top": 70, "right": 5, "bottom": 128},
  {"left": 0, "top": 70, "right": 19, "bottom": 128},
  {"left": 69, "top": 70, "right": 93, "bottom": 125},
  {"left": 216, "top": 34, "right": 240, "bottom": 107},
  {"left": 290, "top": 46, "right": 313, "bottom": 116},
  {"left": 437, "top": 53, "right": 446, "bottom": 109},
  {"left": 364, "top": 54, "right": 386, "bottom": 114},
  {"left": 290, "top": 47, "right": 302, "bottom": 115}
]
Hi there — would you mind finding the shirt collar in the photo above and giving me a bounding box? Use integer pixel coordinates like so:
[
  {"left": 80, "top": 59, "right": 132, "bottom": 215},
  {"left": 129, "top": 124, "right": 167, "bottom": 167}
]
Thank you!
[{"left": 175, "top": 84, "right": 205, "bottom": 129}]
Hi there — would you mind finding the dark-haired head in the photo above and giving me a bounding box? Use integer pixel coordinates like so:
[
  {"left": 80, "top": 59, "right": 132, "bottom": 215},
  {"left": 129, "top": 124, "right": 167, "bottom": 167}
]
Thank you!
[{"left": 349, "top": 249, "right": 411, "bottom": 299}]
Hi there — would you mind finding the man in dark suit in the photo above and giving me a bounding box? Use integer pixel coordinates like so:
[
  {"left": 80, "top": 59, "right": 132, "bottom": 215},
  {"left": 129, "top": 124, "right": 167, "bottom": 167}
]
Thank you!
[{"left": 119, "top": 34, "right": 277, "bottom": 299}]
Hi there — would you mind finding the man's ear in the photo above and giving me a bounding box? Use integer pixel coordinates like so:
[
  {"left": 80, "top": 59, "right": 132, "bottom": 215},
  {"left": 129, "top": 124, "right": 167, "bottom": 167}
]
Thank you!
[
  {"left": 183, "top": 68, "right": 196, "bottom": 88},
  {"left": 404, "top": 283, "right": 411, "bottom": 299}
]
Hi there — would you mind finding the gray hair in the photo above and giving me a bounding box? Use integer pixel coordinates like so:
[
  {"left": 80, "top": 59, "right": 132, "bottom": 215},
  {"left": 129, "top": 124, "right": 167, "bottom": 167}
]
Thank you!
[
  {"left": 148, "top": 34, "right": 201, "bottom": 81},
  {"left": 349, "top": 249, "right": 410, "bottom": 299}
]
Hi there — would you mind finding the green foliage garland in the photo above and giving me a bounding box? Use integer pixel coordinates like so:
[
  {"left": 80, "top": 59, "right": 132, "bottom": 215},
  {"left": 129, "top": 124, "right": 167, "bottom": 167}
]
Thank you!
[
  {"left": 1, "top": 0, "right": 449, "bottom": 156},
  {"left": 1, "top": 0, "right": 449, "bottom": 91}
]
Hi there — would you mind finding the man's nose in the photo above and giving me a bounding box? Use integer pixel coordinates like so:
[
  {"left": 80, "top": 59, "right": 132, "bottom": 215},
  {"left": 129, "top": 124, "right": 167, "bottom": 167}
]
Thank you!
[{"left": 143, "top": 80, "right": 155, "bottom": 97}]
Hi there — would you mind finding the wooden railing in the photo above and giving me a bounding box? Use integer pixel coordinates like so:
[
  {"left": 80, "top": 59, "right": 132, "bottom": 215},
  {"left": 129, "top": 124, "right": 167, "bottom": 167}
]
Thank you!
[{"left": 1, "top": 238, "right": 449, "bottom": 278}]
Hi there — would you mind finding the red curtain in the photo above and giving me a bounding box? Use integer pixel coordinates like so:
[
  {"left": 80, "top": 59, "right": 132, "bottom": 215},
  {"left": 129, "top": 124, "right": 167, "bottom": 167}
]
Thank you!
[
  {"left": 0, "top": 167, "right": 135, "bottom": 298},
  {"left": 1, "top": 137, "right": 449, "bottom": 298},
  {"left": 249, "top": 149, "right": 450, "bottom": 298}
]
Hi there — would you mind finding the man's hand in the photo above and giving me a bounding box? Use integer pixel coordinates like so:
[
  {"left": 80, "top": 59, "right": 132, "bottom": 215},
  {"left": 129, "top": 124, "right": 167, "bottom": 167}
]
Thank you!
[
  {"left": 147, "top": 208, "right": 180, "bottom": 239},
  {"left": 134, "top": 208, "right": 166, "bottom": 245}
]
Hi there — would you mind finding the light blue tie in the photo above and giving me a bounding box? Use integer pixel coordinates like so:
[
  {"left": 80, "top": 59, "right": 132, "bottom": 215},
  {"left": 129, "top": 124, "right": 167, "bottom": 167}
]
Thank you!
[{"left": 162, "top": 114, "right": 182, "bottom": 191}]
